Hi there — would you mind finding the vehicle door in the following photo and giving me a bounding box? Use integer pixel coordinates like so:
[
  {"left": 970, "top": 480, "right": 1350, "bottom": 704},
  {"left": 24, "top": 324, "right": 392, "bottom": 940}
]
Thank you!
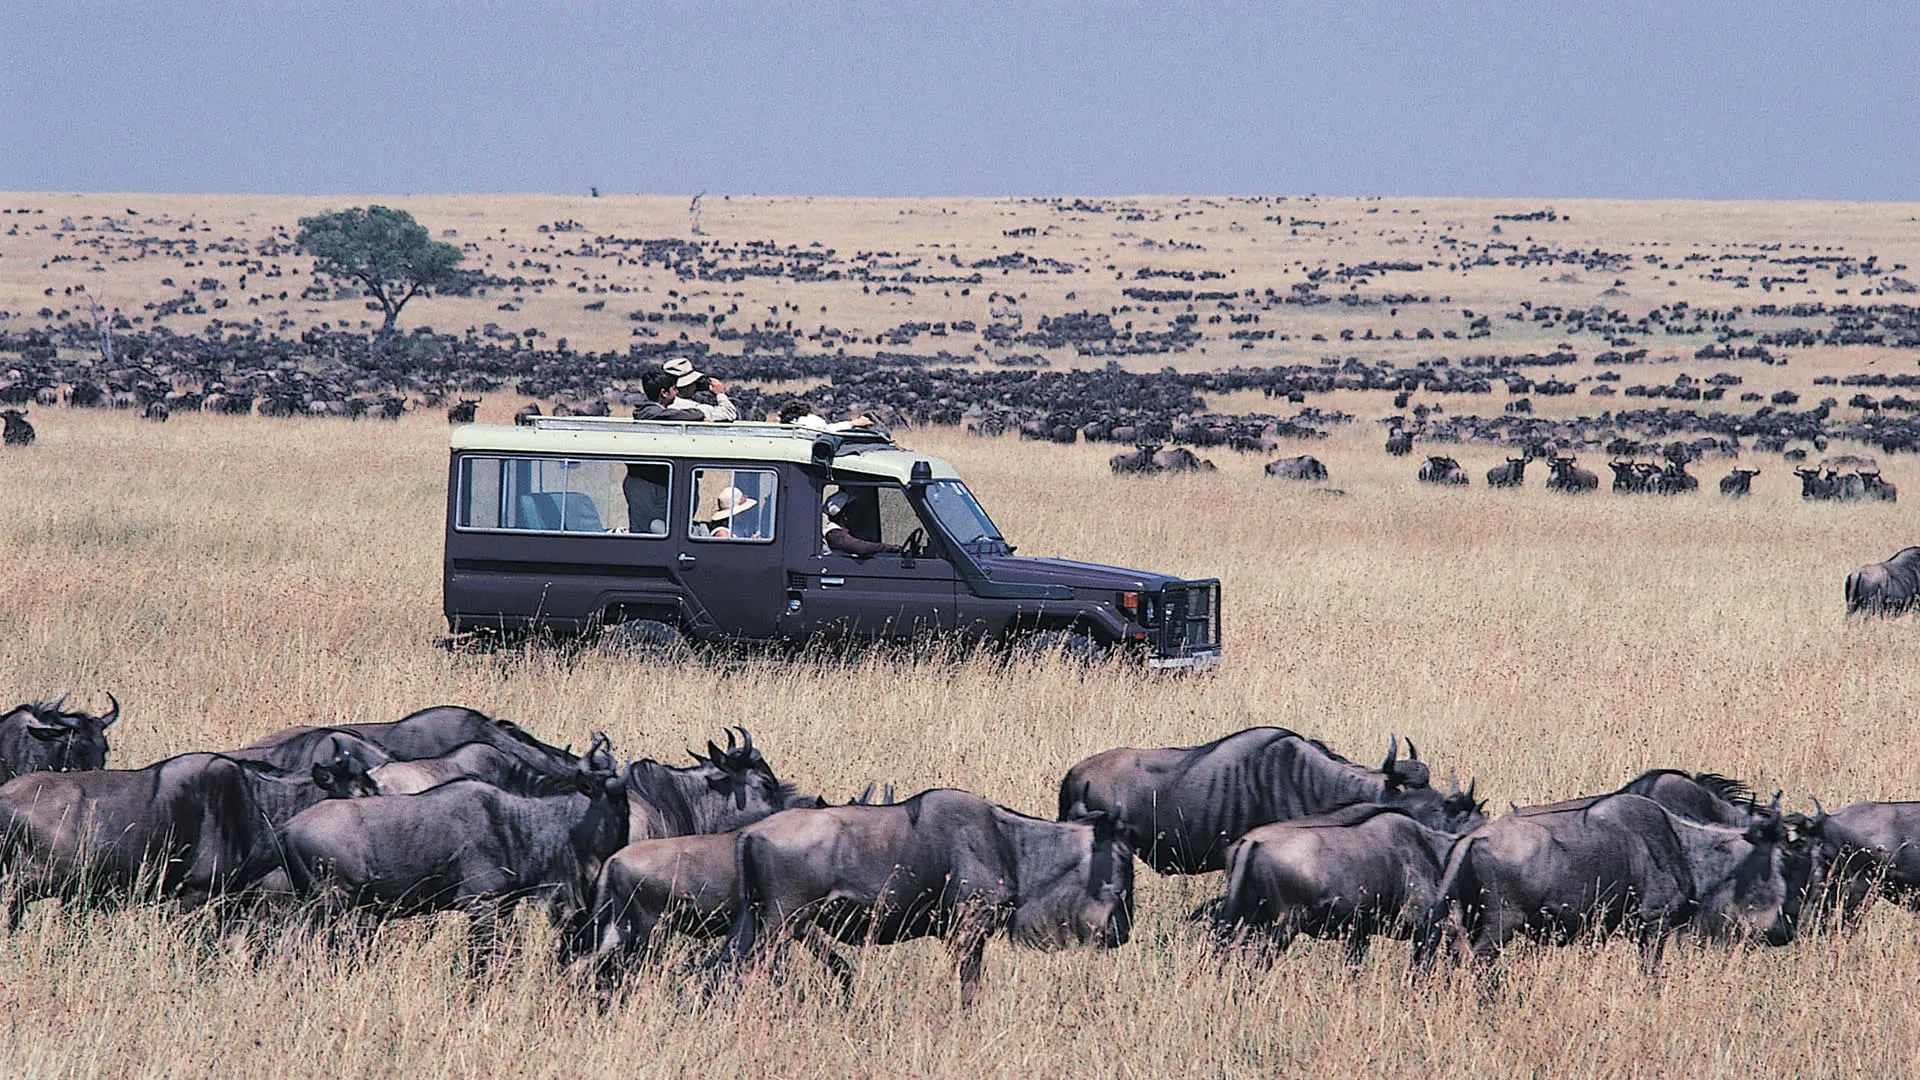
[
  {"left": 672, "top": 464, "right": 788, "bottom": 640},
  {"left": 784, "top": 480, "right": 959, "bottom": 640}
]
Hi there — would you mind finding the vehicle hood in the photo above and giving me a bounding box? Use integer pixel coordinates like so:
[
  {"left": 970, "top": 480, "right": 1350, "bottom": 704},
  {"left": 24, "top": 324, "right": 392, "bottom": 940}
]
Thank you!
[{"left": 972, "top": 554, "right": 1184, "bottom": 593}]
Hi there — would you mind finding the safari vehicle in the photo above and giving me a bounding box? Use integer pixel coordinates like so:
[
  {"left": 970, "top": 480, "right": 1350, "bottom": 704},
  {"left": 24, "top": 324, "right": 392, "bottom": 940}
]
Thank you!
[{"left": 441, "top": 417, "right": 1221, "bottom": 668}]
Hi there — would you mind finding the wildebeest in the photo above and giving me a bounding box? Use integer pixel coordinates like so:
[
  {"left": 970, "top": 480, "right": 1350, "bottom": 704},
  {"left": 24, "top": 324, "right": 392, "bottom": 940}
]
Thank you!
[
  {"left": 370, "top": 733, "right": 612, "bottom": 795},
  {"left": 282, "top": 757, "right": 628, "bottom": 965},
  {"left": 0, "top": 694, "right": 118, "bottom": 782},
  {"left": 1265, "top": 455, "right": 1328, "bottom": 481},
  {"left": 446, "top": 398, "right": 480, "bottom": 424},
  {"left": 1794, "top": 797, "right": 1920, "bottom": 927},
  {"left": 623, "top": 727, "right": 820, "bottom": 841},
  {"left": 585, "top": 782, "right": 894, "bottom": 978},
  {"left": 1109, "top": 444, "right": 1162, "bottom": 474},
  {"left": 1545, "top": 455, "right": 1598, "bottom": 493},
  {"left": 243, "top": 705, "right": 580, "bottom": 778},
  {"left": 1211, "top": 791, "right": 1483, "bottom": 964},
  {"left": 1152, "top": 446, "right": 1216, "bottom": 472},
  {"left": 1653, "top": 460, "right": 1698, "bottom": 495},
  {"left": 1860, "top": 471, "right": 1897, "bottom": 503},
  {"left": 1719, "top": 467, "right": 1760, "bottom": 496},
  {"left": 1485, "top": 457, "right": 1527, "bottom": 488},
  {"left": 1384, "top": 427, "right": 1412, "bottom": 456},
  {"left": 724, "top": 788, "right": 1134, "bottom": 1005},
  {"left": 1794, "top": 467, "right": 1836, "bottom": 500},
  {"left": 1419, "top": 793, "right": 1806, "bottom": 968},
  {"left": 0, "top": 745, "right": 374, "bottom": 928},
  {"left": 1, "top": 408, "right": 33, "bottom": 446},
  {"left": 1417, "top": 455, "right": 1467, "bottom": 485},
  {"left": 1845, "top": 547, "right": 1920, "bottom": 616},
  {"left": 1610, "top": 459, "right": 1657, "bottom": 493},
  {"left": 1058, "top": 730, "right": 1469, "bottom": 875},
  {"left": 1516, "top": 769, "right": 1759, "bottom": 827},
  {"left": 513, "top": 403, "right": 543, "bottom": 426}
]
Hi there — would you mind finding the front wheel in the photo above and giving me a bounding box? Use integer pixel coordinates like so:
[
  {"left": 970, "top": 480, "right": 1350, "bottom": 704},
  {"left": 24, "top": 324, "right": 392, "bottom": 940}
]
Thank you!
[{"left": 1014, "top": 629, "right": 1105, "bottom": 664}]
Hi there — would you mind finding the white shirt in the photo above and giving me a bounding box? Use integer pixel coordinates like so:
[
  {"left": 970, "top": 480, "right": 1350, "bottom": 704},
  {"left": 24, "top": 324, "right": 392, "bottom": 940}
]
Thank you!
[{"left": 680, "top": 392, "right": 737, "bottom": 422}]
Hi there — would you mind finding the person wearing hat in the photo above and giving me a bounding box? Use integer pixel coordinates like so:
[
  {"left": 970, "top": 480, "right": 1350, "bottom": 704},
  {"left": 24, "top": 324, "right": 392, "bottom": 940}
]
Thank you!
[
  {"left": 632, "top": 369, "right": 709, "bottom": 421},
  {"left": 701, "top": 485, "right": 762, "bottom": 539},
  {"left": 822, "top": 489, "right": 900, "bottom": 556},
  {"left": 659, "top": 358, "right": 737, "bottom": 422},
  {"left": 778, "top": 399, "right": 874, "bottom": 432}
]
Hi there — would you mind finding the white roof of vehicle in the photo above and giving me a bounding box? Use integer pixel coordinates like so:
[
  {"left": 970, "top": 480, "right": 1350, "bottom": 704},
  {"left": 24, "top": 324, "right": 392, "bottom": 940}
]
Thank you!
[{"left": 449, "top": 418, "right": 963, "bottom": 484}]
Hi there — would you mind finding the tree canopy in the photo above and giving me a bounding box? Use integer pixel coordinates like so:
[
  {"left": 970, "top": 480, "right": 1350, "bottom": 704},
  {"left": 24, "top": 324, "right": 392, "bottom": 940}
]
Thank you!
[{"left": 295, "top": 206, "right": 463, "bottom": 334}]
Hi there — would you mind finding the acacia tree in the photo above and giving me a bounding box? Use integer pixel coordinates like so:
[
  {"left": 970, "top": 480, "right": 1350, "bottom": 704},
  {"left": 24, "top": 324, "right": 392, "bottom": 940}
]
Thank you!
[{"left": 295, "top": 206, "right": 463, "bottom": 336}]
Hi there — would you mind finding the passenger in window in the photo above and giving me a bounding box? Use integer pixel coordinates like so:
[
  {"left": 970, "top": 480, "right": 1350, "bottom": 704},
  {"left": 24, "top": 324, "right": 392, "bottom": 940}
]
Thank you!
[
  {"left": 633, "top": 368, "right": 734, "bottom": 422},
  {"left": 822, "top": 490, "right": 901, "bottom": 556},
  {"left": 623, "top": 464, "right": 669, "bottom": 535},
  {"left": 705, "top": 486, "right": 759, "bottom": 539},
  {"left": 661, "top": 359, "right": 738, "bottom": 422},
  {"left": 778, "top": 399, "right": 874, "bottom": 432}
]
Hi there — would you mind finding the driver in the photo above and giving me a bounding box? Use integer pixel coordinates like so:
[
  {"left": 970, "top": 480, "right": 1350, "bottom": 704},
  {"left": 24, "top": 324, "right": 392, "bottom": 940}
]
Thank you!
[{"left": 823, "top": 490, "right": 902, "bottom": 556}]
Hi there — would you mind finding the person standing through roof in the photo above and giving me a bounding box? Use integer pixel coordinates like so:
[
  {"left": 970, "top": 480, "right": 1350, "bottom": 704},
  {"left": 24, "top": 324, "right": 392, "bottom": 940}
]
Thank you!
[
  {"left": 778, "top": 399, "right": 874, "bottom": 432},
  {"left": 633, "top": 368, "right": 716, "bottom": 421},
  {"left": 660, "top": 358, "right": 738, "bottom": 421}
]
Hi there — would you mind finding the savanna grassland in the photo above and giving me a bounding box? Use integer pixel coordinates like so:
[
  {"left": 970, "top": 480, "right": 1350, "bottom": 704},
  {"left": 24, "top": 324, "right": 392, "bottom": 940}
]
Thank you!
[{"left": 3, "top": 194, "right": 1920, "bottom": 1078}]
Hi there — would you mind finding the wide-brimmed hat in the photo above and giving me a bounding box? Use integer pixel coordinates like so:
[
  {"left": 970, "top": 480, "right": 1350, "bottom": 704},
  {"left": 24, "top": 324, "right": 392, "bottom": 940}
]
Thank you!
[
  {"left": 709, "top": 486, "right": 757, "bottom": 521},
  {"left": 663, "top": 357, "right": 706, "bottom": 388}
]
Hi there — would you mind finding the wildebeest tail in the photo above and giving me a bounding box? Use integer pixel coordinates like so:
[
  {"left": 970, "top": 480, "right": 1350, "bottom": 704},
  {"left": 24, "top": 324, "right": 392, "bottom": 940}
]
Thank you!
[
  {"left": 1845, "top": 570, "right": 1865, "bottom": 614},
  {"left": 1212, "top": 838, "right": 1258, "bottom": 934},
  {"left": 1415, "top": 836, "right": 1477, "bottom": 969}
]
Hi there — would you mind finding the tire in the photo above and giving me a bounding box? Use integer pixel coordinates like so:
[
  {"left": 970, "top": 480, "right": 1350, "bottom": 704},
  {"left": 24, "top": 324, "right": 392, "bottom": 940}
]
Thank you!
[
  {"left": 597, "top": 618, "right": 690, "bottom": 660},
  {"left": 1015, "top": 629, "right": 1104, "bottom": 664}
]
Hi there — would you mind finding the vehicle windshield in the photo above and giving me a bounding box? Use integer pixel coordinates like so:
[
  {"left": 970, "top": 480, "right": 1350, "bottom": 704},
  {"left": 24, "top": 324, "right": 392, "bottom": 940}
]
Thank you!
[{"left": 922, "top": 481, "right": 1006, "bottom": 552}]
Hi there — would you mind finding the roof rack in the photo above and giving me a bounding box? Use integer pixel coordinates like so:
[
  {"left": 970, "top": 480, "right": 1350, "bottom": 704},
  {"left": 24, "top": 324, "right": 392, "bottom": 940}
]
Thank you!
[{"left": 526, "top": 415, "right": 895, "bottom": 446}]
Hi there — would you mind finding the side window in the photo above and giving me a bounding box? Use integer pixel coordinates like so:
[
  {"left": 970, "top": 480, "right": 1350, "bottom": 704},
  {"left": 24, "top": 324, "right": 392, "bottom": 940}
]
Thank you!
[
  {"left": 820, "top": 484, "right": 923, "bottom": 550},
  {"left": 690, "top": 468, "right": 777, "bottom": 542},
  {"left": 455, "top": 455, "right": 669, "bottom": 537}
]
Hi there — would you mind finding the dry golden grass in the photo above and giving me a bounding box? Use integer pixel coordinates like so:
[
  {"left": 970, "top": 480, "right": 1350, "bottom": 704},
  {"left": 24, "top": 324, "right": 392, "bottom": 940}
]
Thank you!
[{"left": 4, "top": 400, "right": 1920, "bottom": 1079}]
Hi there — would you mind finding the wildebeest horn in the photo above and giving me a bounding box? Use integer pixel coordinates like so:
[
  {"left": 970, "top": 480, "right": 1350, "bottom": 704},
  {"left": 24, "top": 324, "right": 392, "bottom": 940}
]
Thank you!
[
  {"left": 725, "top": 728, "right": 738, "bottom": 753},
  {"left": 707, "top": 740, "right": 725, "bottom": 763},
  {"left": 1467, "top": 778, "right": 1477, "bottom": 801},
  {"left": 1406, "top": 737, "right": 1420, "bottom": 762},
  {"left": 735, "top": 726, "right": 756, "bottom": 757},
  {"left": 1382, "top": 734, "right": 1400, "bottom": 773},
  {"left": 856, "top": 780, "right": 877, "bottom": 805},
  {"left": 1809, "top": 795, "right": 1828, "bottom": 825},
  {"left": 99, "top": 692, "right": 120, "bottom": 728}
]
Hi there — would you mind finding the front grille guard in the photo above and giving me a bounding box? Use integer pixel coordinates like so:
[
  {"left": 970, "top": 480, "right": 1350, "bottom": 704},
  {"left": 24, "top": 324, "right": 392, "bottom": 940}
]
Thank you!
[{"left": 1154, "top": 578, "right": 1221, "bottom": 659}]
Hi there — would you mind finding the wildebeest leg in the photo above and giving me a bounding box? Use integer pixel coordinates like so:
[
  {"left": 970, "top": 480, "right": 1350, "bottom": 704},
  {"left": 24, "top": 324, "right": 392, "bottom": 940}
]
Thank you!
[
  {"left": 799, "top": 927, "right": 855, "bottom": 999},
  {"left": 951, "top": 927, "right": 990, "bottom": 1009},
  {"left": 1341, "top": 923, "right": 1372, "bottom": 967},
  {"left": 467, "top": 903, "right": 505, "bottom": 977},
  {"left": 1635, "top": 918, "right": 1670, "bottom": 975}
]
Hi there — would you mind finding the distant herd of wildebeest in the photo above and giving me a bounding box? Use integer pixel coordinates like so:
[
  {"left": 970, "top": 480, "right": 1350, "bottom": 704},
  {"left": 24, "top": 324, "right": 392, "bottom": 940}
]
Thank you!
[{"left": 6, "top": 692, "right": 1920, "bottom": 1003}]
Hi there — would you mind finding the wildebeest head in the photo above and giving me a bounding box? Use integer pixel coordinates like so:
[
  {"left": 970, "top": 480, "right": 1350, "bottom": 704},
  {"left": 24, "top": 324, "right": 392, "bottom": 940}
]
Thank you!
[
  {"left": 624, "top": 726, "right": 812, "bottom": 838},
  {"left": 1443, "top": 772, "right": 1488, "bottom": 834},
  {"left": 308, "top": 736, "right": 378, "bottom": 798},
  {"left": 2, "top": 693, "right": 119, "bottom": 776},
  {"left": 1725, "top": 793, "right": 1814, "bottom": 946},
  {"left": 1011, "top": 811, "right": 1136, "bottom": 951},
  {"left": 1379, "top": 735, "right": 1430, "bottom": 791}
]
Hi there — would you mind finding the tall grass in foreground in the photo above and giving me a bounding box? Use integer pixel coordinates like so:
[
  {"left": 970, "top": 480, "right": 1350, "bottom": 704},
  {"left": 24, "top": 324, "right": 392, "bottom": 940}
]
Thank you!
[{"left": 1, "top": 407, "right": 1917, "bottom": 1078}]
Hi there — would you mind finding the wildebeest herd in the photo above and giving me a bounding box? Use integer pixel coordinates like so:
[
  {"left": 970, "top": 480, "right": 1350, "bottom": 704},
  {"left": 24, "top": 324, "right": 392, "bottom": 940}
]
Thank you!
[{"left": 4, "top": 693, "right": 1919, "bottom": 1003}]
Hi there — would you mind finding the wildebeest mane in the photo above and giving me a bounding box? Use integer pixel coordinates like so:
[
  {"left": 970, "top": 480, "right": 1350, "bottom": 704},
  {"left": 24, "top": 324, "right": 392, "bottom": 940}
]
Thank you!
[{"left": 1689, "top": 772, "right": 1756, "bottom": 809}]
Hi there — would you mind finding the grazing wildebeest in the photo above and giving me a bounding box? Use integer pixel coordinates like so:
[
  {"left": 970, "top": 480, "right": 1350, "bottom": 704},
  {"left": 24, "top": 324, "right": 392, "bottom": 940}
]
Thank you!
[
  {"left": 1265, "top": 455, "right": 1328, "bottom": 481},
  {"left": 1845, "top": 547, "right": 1920, "bottom": 616},
  {"left": 1058, "top": 730, "right": 1467, "bottom": 875},
  {"left": 1418, "top": 794, "right": 1806, "bottom": 968},
  {"left": 1, "top": 408, "right": 33, "bottom": 446},
  {"left": 1545, "top": 455, "right": 1598, "bottom": 493},
  {"left": 1417, "top": 455, "right": 1468, "bottom": 485},
  {"left": 1719, "top": 467, "right": 1760, "bottom": 496},
  {"left": 1860, "top": 471, "right": 1898, "bottom": 503},
  {"left": 514, "top": 403, "right": 543, "bottom": 426},
  {"left": 1485, "top": 457, "right": 1527, "bottom": 488},
  {"left": 1384, "top": 428, "right": 1413, "bottom": 456},
  {"left": 282, "top": 758, "right": 628, "bottom": 966},
  {"left": 242, "top": 705, "right": 581, "bottom": 777},
  {"left": 370, "top": 733, "right": 612, "bottom": 795},
  {"left": 623, "top": 727, "right": 821, "bottom": 841},
  {"left": 1109, "top": 445, "right": 1162, "bottom": 474},
  {"left": 1211, "top": 790, "right": 1484, "bottom": 964},
  {"left": 1152, "top": 447, "right": 1215, "bottom": 472},
  {"left": 1794, "top": 797, "right": 1920, "bottom": 927},
  {"left": 446, "top": 398, "right": 480, "bottom": 424},
  {"left": 724, "top": 789, "right": 1134, "bottom": 1005},
  {"left": 0, "top": 694, "right": 118, "bottom": 782},
  {"left": 0, "top": 745, "right": 374, "bottom": 929},
  {"left": 141, "top": 401, "right": 169, "bottom": 423}
]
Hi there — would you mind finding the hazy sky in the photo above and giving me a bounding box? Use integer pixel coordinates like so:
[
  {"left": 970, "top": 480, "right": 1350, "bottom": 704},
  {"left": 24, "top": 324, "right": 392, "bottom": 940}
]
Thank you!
[{"left": 6, "top": 1, "right": 1915, "bottom": 200}]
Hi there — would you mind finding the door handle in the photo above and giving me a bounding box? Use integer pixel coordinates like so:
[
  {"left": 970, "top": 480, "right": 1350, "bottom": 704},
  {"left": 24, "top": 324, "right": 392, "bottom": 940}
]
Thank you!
[
  {"left": 820, "top": 576, "right": 845, "bottom": 587},
  {"left": 678, "top": 553, "right": 697, "bottom": 569}
]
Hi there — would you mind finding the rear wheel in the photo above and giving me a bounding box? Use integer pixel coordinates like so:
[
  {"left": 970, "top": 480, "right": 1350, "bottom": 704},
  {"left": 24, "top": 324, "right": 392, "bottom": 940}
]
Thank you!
[{"left": 597, "top": 618, "right": 690, "bottom": 660}]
